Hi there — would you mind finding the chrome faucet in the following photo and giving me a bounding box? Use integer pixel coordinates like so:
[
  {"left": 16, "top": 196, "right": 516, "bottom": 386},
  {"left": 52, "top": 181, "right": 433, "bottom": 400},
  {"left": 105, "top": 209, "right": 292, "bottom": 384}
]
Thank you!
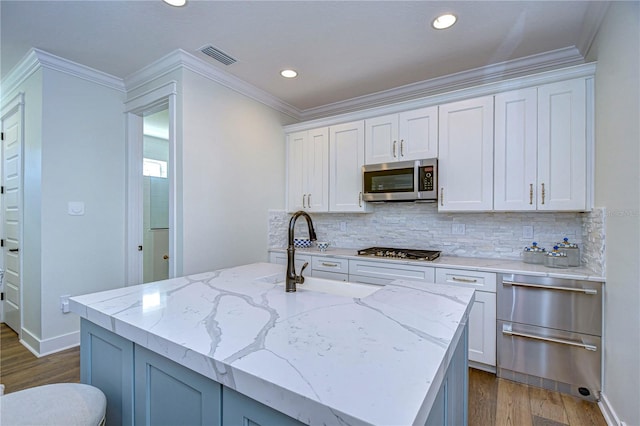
[{"left": 286, "top": 211, "right": 317, "bottom": 292}]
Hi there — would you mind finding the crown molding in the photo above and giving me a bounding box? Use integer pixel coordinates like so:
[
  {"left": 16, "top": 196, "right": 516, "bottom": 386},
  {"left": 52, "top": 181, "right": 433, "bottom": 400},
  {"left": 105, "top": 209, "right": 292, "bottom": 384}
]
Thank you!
[
  {"left": 299, "top": 46, "right": 585, "bottom": 121},
  {"left": 1, "top": 48, "right": 125, "bottom": 97},
  {"left": 283, "top": 62, "right": 596, "bottom": 133},
  {"left": 124, "top": 49, "right": 301, "bottom": 120},
  {"left": 1, "top": 49, "right": 41, "bottom": 97}
]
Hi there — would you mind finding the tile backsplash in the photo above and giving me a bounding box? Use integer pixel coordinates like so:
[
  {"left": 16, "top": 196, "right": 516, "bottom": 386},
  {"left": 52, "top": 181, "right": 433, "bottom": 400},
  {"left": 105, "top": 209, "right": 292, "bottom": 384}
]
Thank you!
[{"left": 268, "top": 204, "right": 605, "bottom": 275}]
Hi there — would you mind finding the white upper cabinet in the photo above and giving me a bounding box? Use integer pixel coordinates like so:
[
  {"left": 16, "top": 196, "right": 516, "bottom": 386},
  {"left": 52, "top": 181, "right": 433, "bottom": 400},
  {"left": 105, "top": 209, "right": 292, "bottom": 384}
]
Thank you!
[
  {"left": 438, "top": 96, "right": 494, "bottom": 211},
  {"left": 537, "top": 79, "right": 587, "bottom": 211},
  {"left": 286, "top": 128, "right": 329, "bottom": 212},
  {"left": 495, "top": 79, "right": 588, "bottom": 211},
  {"left": 494, "top": 88, "right": 538, "bottom": 211},
  {"left": 329, "top": 121, "right": 370, "bottom": 212},
  {"left": 365, "top": 106, "right": 438, "bottom": 164}
]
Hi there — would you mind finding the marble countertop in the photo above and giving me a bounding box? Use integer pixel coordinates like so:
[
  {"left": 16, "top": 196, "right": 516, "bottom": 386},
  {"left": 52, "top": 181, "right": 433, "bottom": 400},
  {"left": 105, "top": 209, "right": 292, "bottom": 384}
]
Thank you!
[
  {"left": 70, "top": 262, "right": 475, "bottom": 426},
  {"left": 270, "top": 247, "right": 605, "bottom": 282}
]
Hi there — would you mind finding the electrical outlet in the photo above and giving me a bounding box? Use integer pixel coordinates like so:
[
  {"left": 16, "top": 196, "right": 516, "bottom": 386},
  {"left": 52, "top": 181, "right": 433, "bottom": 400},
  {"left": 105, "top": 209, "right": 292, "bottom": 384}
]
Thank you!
[
  {"left": 452, "top": 223, "right": 465, "bottom": 235},
  {"left": 340, "top": 221, "right": 347, "bottom": 232},
  {"left": 60, "top": 294, "right": 71, "bottom": 314},
  {"left": 522, "top": 225, "right": 534, "bottom": 239}
]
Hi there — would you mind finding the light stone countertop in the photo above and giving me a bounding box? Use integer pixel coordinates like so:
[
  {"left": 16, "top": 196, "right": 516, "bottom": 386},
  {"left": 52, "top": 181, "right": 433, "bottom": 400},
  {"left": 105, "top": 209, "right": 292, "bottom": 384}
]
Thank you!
[
  {"left": 271, "top": 247, "right": 605, "bottom": 282},
  {"left": 70, "top": 262, "right": 475, "bottom": 426}
]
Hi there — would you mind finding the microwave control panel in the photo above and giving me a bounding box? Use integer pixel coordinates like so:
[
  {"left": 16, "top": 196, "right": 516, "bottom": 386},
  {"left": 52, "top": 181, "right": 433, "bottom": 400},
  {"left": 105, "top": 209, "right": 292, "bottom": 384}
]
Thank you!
[{"left": 420, "top": 166, "right": 435, "bottom": 191}]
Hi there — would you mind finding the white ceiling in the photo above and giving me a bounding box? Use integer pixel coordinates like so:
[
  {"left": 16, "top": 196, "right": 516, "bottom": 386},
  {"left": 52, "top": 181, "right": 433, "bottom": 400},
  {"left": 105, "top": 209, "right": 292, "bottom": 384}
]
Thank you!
[{"left": 1, "top": 1, "right": 609, "bottom": 113}]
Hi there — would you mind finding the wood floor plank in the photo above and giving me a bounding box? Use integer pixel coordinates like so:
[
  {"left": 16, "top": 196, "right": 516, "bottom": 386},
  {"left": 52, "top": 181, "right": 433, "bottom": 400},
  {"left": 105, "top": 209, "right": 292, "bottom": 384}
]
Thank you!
[
  {"left": 469, "top": 368, "right": 498, "bottom": 426},
  {"left": 496, "top": 378, "right": 534, "bottom": 426},
  {"left": 0, "top": 323, "right": 80, "bottom": 394},
  {"left": 561, "top": 393, "right": 608, "bottom": 426},
  {"left": 528, "top": 386, "right": 569, "bottom": 424}
]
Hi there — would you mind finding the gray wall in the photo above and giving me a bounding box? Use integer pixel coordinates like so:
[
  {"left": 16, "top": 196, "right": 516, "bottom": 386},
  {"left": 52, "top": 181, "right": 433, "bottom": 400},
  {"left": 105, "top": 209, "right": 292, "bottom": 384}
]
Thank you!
[{"left": 588, "top": 2, "right": 640, "bottom": 424}]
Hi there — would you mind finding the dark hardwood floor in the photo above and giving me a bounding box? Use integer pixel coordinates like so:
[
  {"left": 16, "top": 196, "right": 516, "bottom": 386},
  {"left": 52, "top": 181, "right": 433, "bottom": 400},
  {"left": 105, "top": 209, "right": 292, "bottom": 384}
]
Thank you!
[{"left": 1, "top": 323, "right": 606, "bottom": 425}]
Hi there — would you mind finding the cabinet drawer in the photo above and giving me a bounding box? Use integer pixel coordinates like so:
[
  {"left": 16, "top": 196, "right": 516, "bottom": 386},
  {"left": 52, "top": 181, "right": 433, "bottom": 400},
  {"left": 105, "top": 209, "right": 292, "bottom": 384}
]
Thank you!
[
  {"left": 269, "top": 252, "right": 311, "bottom": 270},
  {"left": 311, "top": 270, "right": 348, "bottom": 282},
  {"left": 312, "top": 257, "right": 349, "bottom": 274},
  {"left": 349, "top": 259, "right": 435, "bottom": 283},
  {"left": 435, "top": 268, "right": 496, "bottom": 292}
]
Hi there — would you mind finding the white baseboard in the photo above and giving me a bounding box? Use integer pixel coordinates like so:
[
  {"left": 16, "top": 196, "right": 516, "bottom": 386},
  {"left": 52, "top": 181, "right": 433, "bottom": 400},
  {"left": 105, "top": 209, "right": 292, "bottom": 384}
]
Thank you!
[
  {"left": 599, "top": 392, "right": 625, "bottom": 426},
  {"left": 19, "top": 327, "right": 80, "bottom": 358}
]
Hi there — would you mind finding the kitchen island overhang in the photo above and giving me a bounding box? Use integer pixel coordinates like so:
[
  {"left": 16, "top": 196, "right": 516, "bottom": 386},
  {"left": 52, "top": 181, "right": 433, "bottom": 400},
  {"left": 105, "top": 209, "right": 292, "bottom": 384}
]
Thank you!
[{"left": 70, "top": 262, "right": 474, "bottom": 425}]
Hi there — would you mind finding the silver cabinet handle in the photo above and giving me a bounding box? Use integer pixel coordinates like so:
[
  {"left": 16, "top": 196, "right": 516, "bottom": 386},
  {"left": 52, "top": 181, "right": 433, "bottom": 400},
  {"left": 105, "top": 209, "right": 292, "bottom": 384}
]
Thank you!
[
  {"left": 321, "top": 262, "right": 339, "bottom": 267},
  {"left": 502, "top": 326, "right": 597, "bottom": 351},
  {"left": 452, "top": 277, "right": 478, "bottom": 283},
  {"left": 308, "top": 193, "right": 312, "bottom": 207},
  {"left": 358, "top": 191, "right": 363, "bottom": 207},
  {"left": 502, "top": 280, "right": 597, "bottom": 295},
  {"left": 400, "top": 139, "right": 404, "bottom": 157},
  {"left": 440, "top": 188, "right": 444, "bottom": 206},
  {"left": 302, "top": 194, "right": 307, "bottom": 209},
  {"left": 393, "top": 140, "right": 397, "bottom": 158},
  {"left": 541, "top": 183, "right": 545, "bottom": 205}
]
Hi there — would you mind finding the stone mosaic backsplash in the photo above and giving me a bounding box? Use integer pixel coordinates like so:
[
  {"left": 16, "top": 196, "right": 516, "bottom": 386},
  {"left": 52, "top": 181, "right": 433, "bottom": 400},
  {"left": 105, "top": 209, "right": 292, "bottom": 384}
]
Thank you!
[{"left": 268, "top": 204, "right": 606, "bottom": 275}]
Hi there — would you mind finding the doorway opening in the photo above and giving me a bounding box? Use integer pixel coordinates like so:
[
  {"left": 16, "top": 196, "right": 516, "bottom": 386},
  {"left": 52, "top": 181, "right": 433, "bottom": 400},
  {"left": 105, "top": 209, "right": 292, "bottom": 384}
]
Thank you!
[
  {"left": 142, "top": 109, "right": 169, "bottom": 283},
  {"left": 124, "top": 81, "right": 177, "bottom": 286}
]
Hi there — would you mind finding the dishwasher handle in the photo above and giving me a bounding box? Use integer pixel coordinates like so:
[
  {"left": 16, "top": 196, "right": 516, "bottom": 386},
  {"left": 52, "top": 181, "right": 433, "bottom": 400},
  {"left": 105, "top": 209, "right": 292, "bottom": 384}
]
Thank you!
[
  {"left": 502, "top": 324, "right": 597, "bottom": 352},
  {"left": 502, "top": 280, "right": 597, "bottom": 295}
]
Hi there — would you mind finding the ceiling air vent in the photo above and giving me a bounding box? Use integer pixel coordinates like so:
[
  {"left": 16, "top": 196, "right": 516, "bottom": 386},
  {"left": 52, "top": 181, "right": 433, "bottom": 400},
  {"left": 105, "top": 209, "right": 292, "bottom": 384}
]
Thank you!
[{"left": 199, "top": 45, "right": 237, "bottom": 66}]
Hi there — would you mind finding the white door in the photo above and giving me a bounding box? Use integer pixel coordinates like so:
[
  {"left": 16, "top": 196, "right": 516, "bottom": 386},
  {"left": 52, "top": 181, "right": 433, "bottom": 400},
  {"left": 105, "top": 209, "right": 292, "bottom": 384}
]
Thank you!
[
  {"left": 398, "top": 106, "right": 438, "bottom": 160},
  {"left": 365, "top": 114, "right": 398, "bottom": 165},
  {"left": 494, "top": 88, "right": 538, "bottom": 211},
  {"left": 329, "top": 121, "right": 368, "bottom": 212},
  {"left": 2, "top": 104, "right": 22, "bottom": 333},
  {"left": 537, "top": 79, "right": 587, "bottom": 211},
  {"left": 286, "top": 131, "right": 306, "bottom": 212},
  {"left": 305, "top": 127, "right": 329, "bottom": 212},
  {"left": 438, "top": 96, "right": 494, "bottom": 211}
]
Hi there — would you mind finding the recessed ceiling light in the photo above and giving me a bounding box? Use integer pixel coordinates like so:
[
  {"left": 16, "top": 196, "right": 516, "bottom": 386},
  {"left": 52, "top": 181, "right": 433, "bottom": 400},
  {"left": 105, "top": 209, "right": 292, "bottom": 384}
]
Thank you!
[
  {"left": 432, "top": 14, "right": 457, "bottom": 30},
  {"left": 280, "top": 69, "right": 298, "bottom": 78},
  {"left": 163, "top": 0, "right": 186, "bottom": 7}
]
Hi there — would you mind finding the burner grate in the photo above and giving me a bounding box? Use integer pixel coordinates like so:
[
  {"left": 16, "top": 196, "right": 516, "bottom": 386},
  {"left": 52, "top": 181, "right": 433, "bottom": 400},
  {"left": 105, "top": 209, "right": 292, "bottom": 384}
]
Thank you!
[{"left": 357, "top": 247, "right": 441, "bottom": 261}]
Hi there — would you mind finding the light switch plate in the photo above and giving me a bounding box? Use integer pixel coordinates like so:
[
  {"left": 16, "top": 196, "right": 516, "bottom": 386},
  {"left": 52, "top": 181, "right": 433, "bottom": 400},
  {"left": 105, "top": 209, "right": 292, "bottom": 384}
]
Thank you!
[{"left": 68, "top": 201, "right": 85, "bottom": 216}]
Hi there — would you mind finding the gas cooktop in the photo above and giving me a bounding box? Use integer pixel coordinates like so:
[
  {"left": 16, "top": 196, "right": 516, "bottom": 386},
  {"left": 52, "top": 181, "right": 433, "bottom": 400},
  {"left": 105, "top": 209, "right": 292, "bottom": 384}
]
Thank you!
[{"left": 357, "top": 247, "right": 441, "bottom": 261}]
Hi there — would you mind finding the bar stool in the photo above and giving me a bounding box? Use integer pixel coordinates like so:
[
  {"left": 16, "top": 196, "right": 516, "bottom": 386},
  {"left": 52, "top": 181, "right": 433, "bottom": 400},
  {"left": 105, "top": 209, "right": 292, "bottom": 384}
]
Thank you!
[{"left": 0, "top": 383, "right": 106, "bottom": 425}]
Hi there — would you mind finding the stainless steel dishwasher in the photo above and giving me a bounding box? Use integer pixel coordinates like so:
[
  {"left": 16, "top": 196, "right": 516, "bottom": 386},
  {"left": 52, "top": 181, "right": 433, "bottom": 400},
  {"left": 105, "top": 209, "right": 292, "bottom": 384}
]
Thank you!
[{"left": 496, "top": 273, "right": 602, "bottom": 401}]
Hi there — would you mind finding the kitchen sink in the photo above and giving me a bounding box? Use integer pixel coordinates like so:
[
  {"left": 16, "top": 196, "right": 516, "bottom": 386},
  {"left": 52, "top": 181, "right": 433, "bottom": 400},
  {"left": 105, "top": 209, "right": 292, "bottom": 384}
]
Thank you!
[{"left": 255, "top": 274, "right": 381, "bottom": 298}]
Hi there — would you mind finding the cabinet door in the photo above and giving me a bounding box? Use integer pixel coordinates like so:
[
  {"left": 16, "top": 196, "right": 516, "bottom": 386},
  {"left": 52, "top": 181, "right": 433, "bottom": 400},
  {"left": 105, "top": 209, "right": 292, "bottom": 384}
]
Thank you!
[
  {"left": 134, "top": 346, "right": 222, "bottom": 426},
  {"left": 467, "top": 291, "right": 496, "bottom": 366},
  {"left": 494, "top": 88, "right": 538, "bottom": 211},
  {"left": 398, "top": 106, "right": 438, "bottom": 160},
  {"left": 329, "top": 121, "right": 369, "bottom": 212},
  {"left": 365, "top": 114, "right": 398, "bottom": 164},
  {"left": 438, "top": 96, "right": 494, "bottom": 211},
  {"left": 306, "top": 127, "right": 329, "bottom": 212},
  {"left": 537, "top": 79, "right": 587, "bottom": 211},
  {"left": 286, "top": 131, "right": 306, "bottom": 212},
  {"left": 80, "top": 319, "right": 134, "bottom": 426}
]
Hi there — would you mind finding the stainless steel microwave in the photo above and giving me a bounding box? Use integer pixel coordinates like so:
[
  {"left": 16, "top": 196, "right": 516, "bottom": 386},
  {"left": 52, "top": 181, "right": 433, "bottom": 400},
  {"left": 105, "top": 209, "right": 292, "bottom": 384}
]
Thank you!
[{"left": 362, "top": 158, "right": 438, "bottom": 202}]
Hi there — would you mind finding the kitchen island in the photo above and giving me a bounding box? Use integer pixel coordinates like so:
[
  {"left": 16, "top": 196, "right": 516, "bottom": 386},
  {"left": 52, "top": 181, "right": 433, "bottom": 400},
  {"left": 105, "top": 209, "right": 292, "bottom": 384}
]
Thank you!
[{"left": 70, "top": 262, "right": 474, "bottom": 426}]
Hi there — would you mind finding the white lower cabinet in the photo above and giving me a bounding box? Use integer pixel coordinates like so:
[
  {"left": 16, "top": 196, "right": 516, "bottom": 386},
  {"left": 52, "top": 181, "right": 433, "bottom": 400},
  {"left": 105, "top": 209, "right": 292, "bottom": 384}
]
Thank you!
[
  {"left": 269, "top": 252, "right": 311, "bottom": 272},
  {"left": 435, "top": 268, "right": 496, "bottom": 368},
  {"left": 349, "top": 259, "right": 435, "bottom": 285},
  {"left": 268, "top": 252, "right": 348, "bottom": 281}
]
